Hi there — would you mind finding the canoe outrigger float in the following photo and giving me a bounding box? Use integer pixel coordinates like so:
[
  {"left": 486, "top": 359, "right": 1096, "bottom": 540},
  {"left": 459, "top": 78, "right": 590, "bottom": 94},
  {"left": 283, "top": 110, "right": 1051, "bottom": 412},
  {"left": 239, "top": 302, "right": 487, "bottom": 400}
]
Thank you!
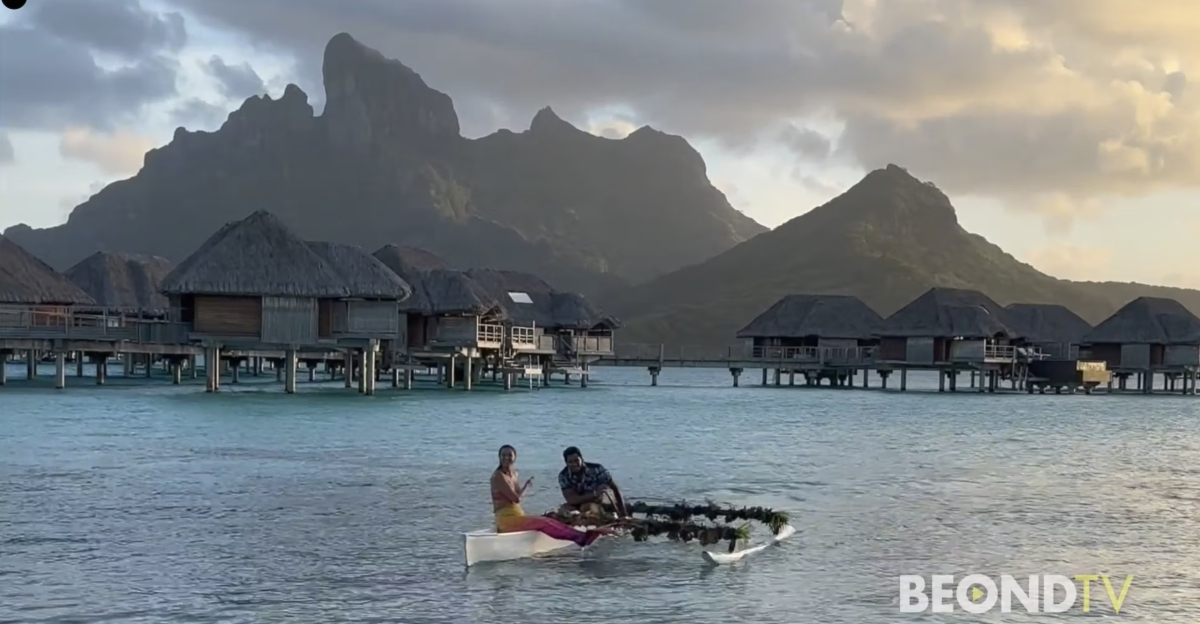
[{"left": 463, "top": 500, "right": 795, "bottom": 567}]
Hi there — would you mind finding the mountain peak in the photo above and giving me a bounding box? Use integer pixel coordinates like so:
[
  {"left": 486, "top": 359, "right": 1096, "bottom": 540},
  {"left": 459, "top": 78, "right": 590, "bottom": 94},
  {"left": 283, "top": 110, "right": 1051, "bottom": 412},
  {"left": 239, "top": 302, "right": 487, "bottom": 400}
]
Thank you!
[
  {"left": 529, "top": 106, "right": 581, "bottom": 136},
  {"left": 822, "top": 163, "right": 958, "bottom": 229},
  {"left": 321, "top": 33, "right": 459, "bottom": 148}
]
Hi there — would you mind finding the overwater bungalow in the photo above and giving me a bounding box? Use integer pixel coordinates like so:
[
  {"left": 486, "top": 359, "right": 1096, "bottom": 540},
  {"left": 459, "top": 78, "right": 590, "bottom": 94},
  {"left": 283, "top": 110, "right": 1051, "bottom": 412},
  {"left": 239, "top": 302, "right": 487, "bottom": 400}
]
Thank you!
[
  {"left": 65, "top": 251, "right": 174, "bottom": 316},
  {"left": 732, "top": 293, "right": 883, "bottom": 387},
  {"left": 1079, "top": 297, "right": 1200, "bottom": 394},
  {"left": 372, "top": 244, "right": 507, "bottom": 357},
  {"left": 877, "top": 288, "right": 1021, "bottom": 364},
  {"left": 463, "top": 268, "right": 620, "bottom": 374},
  {"left": 0, "top": 235, "right": 96, "bottom": 385},
  {"left": 63, "top": 251, "right": 178, "bottom": 376},
  {"left": 875, "top": 287, "right": 1027, "bottom": 391},
  {"left": 161, "top": 211, "right": 411, "bottom": 393},
  {"left": 736, "top": 294, "right": 882, "bottom": 363},
  {"left": 1004, "top": 303, "right": 1093, "bottom": 359}
]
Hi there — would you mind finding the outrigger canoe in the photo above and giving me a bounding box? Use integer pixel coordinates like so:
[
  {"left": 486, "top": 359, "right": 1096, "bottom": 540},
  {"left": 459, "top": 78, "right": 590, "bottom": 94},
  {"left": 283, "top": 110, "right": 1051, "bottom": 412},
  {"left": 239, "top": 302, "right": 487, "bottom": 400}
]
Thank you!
[
  {"left": 463, "top": 527, "right": 598, "bottom": 567},
  {"left": 463, "top": 500, "right": 796, "bottom": 567}
]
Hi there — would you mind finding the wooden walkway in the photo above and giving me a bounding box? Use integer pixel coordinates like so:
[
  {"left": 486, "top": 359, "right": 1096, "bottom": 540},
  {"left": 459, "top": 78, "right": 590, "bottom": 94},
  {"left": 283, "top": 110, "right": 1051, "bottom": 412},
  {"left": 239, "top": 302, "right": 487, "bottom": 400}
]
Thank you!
[{"left": 600, "top": 344, "right": 879, "bottom": 369}]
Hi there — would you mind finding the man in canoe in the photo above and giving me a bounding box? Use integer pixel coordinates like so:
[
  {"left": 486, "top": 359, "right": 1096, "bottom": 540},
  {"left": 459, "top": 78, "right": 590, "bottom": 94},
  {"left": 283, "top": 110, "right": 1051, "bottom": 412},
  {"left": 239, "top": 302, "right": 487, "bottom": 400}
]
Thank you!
[{"left": 558, "top": 446, "right": 628, "bottom": 519}]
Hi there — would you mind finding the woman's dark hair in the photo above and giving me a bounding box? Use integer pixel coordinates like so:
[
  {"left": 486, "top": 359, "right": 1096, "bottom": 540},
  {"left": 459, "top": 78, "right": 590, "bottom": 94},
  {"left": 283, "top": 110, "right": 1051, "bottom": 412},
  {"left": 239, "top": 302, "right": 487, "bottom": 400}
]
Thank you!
[{"left": 497, "top": 444, "right": 516, "bottom": 471}]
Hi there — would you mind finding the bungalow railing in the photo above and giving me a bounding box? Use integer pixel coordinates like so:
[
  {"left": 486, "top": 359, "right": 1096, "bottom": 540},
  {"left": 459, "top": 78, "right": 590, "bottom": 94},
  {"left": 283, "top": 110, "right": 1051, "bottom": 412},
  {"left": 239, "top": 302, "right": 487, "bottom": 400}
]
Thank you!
[
  {"left": 477, "top": 322, "right": 505, "bottom": 347},
  {"left": 752, "top": 345, "right": 878, "bottom": 364},
  {"left": 609, "top": 343, "right": 878, "bottom": 364},
  {"left": 509, "top": 325, "right": 539, "bottom": 350},
  {"left": 0, "top": 305, "right": 190, "bottom": 343},
  {"left": 572, "top": 335, "right": 614, "bottom": 354}
]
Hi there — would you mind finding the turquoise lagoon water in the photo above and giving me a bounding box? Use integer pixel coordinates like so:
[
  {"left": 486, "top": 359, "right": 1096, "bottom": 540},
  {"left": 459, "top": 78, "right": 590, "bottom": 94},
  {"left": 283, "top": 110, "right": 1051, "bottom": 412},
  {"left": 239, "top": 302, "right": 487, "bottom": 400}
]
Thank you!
[{"left": 2, "top": 363, "right": 1199, "bottom": 623}]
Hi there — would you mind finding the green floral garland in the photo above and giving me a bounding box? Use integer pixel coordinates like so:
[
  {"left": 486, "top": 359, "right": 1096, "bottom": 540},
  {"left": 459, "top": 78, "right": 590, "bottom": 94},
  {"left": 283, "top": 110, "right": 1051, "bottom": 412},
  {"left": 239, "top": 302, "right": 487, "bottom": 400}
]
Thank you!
[{"left": 544, "top": 499, "right": 790, "bottom": 552}]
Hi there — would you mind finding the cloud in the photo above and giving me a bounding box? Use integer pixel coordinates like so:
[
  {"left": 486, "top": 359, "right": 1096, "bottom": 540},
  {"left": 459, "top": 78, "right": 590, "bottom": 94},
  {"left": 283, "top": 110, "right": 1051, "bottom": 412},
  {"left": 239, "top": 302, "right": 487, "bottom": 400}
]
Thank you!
[
  {"left": 792, "top": 172, "right": 842, "bottom": 197},
  {"left": 161, "top": 0, "right": 1200, "bottom": 216},
  {"left": 586, "top": 118, "right": 638, "bottom": 139},
  {"left": 202, "top": 56, "right": 266, "bottom": 100},
  {"left": 58, "top": 128, "right": 155, "bottom": 174},
  {"left": 0, "top": 132, "right": 13, "bottom": 166},
  {"left": 1026, "top": 243, "right": 1116, "bottom": 281},
  {"left": 0, "top": 0, "right": 182, "bottom": 131},
  {"left": 780, "top": 125, "right": 832, "bottom": 159},
  {"left": 25, "top": 0, "right": 186, "bottom": 59},
  {"left": 1161, "top": 271, "right": 1200, "bottom": 289},
  {"left": 1007, "top": 193, "right": 1107, "bottom": 236},
  {"left": 170, "top": 98, "right": 230, "bottom": 131}
]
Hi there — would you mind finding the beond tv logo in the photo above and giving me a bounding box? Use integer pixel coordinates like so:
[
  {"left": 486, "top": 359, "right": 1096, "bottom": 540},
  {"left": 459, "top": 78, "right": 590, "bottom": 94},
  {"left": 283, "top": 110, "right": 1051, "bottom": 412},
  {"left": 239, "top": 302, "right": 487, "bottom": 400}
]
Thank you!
[{"left": 899, "top": 574, "right": 1134, "bottom": 614}]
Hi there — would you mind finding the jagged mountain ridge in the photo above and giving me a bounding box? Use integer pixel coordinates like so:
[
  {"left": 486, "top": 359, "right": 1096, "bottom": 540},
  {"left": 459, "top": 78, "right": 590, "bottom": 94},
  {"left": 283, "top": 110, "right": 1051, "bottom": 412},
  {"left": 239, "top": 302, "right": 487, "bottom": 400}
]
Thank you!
[
  {"left": 604, "top": 165, "right": 1200, "bottom": 345},
  {"left": 3, "top": 33, "right": 764, "bottom": 297}
]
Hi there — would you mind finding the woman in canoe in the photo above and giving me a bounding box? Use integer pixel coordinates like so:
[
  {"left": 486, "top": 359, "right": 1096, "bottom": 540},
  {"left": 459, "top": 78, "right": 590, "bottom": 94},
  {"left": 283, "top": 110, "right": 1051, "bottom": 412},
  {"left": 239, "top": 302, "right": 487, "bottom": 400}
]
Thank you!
[{"left": 491, "top": 444, "right": 609, "bottom": 547}]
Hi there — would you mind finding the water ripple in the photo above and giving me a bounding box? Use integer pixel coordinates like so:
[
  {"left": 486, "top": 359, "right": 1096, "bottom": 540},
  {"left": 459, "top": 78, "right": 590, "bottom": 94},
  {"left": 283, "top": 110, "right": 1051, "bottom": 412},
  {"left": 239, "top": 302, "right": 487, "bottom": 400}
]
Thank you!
[{"left": 1, "top": 366, "right": 1198, "bottom": 622}]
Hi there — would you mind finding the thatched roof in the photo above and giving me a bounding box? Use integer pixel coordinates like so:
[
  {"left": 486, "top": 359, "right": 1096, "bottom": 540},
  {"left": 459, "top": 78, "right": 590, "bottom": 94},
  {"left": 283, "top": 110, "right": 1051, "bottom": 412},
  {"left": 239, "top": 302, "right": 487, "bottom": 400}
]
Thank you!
[
  {"left": 736, "top": 294, "right": 882, "bottom": 339},
  {"left": 878, "top": 287, "right": 1019, "bottom": 338},
  {"left": 1004, "top": 303, "right": 1092, "bottom": 345},
  {"left": 1082, "top": 297, "right": 1200, "bottom": 345},
  {"left": 162, "top": 211, "right": 352, "bottom": 297},
  {"left": 464, "top": 268, "right": 620, "bottom": 330},
  {"left": 305, "top": 241, "right": 412, "bottom": 300},
  {"left": 372, "top": 246, "right": 499, "bottom": 315},
  {"left": 65, "top": 251, "right": 174, "bottom": 312},
  {"left": 372, "top": 244, "right": 449, "bottom": 272},
  {"left": 0, "top": 235, "right": 95, "bottom": 305}
]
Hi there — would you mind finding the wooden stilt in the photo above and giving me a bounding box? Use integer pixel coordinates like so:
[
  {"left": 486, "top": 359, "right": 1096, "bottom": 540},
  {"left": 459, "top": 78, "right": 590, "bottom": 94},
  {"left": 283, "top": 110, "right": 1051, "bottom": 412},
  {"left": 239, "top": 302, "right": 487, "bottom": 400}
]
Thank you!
[
  {"left": 55, "top": 352, "right": 66, "bottom": 389},
  {"left": 364, "top": 345, "right": 377, "bottom": 396},
  {"left": 285, "top": 349, "right": 298, "bottom": 394},
  {"left": 464, "top": 356, "right": 473, "bottom": 391},
  {"left": 358, "top": 351, "right": 367, "bottom": 394}
]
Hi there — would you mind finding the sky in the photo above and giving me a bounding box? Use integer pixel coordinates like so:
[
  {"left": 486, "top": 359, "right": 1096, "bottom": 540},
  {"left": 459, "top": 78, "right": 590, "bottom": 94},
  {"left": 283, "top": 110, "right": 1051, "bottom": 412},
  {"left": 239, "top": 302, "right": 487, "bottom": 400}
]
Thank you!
[{"left": 0, "top": 0, "right": 1197, "bottom": 289}]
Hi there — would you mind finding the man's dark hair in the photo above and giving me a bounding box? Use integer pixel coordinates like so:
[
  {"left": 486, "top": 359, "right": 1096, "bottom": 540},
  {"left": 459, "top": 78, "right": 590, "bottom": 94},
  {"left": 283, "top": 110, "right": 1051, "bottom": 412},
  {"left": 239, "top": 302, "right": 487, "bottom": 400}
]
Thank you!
[{"left": 563, "top": 446, "right": 581, "bottom": 460}]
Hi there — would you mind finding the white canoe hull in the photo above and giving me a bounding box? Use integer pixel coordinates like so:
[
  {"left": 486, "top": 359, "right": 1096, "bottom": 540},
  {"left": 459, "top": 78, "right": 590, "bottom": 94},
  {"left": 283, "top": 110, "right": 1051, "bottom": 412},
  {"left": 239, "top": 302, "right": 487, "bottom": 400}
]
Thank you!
[
  {"left": 463, "top": 529, "right": 580, "bottom": 567},
  {"left": 701, "top": 523, "right": 796, "bottom": 565}
]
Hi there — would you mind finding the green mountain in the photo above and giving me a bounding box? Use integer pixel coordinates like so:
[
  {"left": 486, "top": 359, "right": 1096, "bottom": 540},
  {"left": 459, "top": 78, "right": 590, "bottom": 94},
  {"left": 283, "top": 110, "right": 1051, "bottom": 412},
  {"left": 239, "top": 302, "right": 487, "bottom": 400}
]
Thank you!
[
  {"left": 604, "top": 164, "right": 1200, "bottom": 345},
  {"left": 2, "top": 33, "right": 764, "bottom": 298}
]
